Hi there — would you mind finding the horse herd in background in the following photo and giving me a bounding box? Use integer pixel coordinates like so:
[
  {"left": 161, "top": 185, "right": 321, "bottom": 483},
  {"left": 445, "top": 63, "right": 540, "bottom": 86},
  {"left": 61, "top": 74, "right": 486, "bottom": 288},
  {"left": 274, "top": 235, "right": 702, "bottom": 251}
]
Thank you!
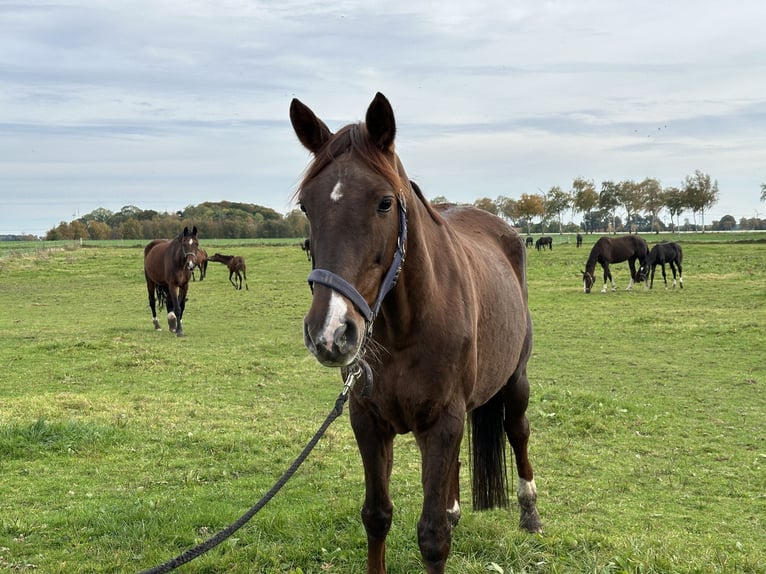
[
  {"left": 142, "top": 226, "right": 250, "bottom": 337},
  {"left": 527, "top": 232, "right": 683, "bottom": 293},
  {"left": 144, "top": 227, "right": 684, "bottom": 337}
]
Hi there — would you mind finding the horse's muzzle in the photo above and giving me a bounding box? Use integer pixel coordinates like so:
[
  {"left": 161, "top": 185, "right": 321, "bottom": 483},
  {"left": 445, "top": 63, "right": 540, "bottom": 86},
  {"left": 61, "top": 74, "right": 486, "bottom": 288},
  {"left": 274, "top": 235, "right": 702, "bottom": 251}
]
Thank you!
[{"left": 304, "top": 315, "right": 361, "bottom": 367}]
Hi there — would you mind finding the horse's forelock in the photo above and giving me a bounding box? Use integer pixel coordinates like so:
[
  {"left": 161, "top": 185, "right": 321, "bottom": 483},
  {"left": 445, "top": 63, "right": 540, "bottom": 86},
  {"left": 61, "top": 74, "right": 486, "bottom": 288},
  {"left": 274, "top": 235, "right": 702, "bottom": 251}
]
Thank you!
[{"left": 296, "top": 123, "right": 404, "bottom": 200}]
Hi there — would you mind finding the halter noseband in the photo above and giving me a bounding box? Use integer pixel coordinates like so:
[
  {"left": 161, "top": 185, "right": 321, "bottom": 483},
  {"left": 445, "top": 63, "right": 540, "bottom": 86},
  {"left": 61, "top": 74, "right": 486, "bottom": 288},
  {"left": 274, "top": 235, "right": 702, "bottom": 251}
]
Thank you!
[{"left": 307, "top": 197, "right": 408, "bottom": 334}]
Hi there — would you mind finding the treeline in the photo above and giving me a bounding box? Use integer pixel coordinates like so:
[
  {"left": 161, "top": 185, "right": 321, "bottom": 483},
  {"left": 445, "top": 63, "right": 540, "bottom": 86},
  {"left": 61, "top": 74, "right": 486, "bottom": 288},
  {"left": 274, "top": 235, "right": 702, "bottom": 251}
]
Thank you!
[
  {"left": 45, "top": 201, "right": 309, "bottom": 241},
  {"left": 459, "top": 170, "right": 765, "bottom": 233}
]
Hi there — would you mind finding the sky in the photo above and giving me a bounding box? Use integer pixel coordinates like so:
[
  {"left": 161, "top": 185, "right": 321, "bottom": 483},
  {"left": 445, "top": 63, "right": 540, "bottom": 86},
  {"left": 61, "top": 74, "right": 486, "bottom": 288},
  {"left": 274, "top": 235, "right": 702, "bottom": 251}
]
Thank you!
[{"left": 2, "top": 0, "right": 765, "bottom": 236}]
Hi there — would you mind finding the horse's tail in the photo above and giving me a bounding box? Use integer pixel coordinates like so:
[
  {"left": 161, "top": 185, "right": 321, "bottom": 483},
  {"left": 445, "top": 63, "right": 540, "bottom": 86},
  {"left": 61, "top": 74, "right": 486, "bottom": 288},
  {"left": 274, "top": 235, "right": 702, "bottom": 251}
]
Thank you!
[
  {"left": 470, "top": 392, "right": 509, "bottom": 511},
  {"left": 676, "top": 244, "right": 683, "bottom": 264}
]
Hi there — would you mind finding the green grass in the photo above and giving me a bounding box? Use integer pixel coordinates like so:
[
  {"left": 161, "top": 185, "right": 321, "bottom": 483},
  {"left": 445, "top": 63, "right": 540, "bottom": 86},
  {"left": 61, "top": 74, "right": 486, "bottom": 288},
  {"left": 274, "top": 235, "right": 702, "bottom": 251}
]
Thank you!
[{"left": 0, "top": 235, "right": 764, "bottom": 573}]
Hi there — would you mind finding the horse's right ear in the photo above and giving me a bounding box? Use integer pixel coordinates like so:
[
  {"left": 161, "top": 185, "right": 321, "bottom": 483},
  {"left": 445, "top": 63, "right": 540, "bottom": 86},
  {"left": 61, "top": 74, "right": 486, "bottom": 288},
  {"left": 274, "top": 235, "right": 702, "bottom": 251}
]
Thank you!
[
  {"left": 183, "top": 226, "right": 190, "bottom": 236},
  {"left": 290, "top": 98, "right": 332, "bottom": 154}
]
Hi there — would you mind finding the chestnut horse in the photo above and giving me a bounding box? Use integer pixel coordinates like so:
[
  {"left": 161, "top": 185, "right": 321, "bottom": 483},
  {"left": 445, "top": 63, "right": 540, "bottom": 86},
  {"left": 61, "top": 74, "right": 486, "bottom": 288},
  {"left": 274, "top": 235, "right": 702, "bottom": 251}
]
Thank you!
[
  {"left": 192, "top": 248, "right": 208, "bottom": 282},
  {"left": 581, "top": 235, "right": 649, "bottom": 293},
  {"left": 290, "top": 93, "right": 541, "bottom": 574},
  {"left": 143, "top": 226, "right": 199, "bottom": 337},
  {"left": 209, "top": 253, "right": 248, "bottom": 290}
]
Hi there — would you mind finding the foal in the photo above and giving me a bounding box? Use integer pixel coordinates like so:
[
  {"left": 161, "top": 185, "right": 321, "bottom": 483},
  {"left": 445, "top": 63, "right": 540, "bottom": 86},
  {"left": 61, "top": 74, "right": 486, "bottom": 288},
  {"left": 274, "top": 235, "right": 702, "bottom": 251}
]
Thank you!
[{"left": 209, "top": 253, "right": 249, "bottom": 290}]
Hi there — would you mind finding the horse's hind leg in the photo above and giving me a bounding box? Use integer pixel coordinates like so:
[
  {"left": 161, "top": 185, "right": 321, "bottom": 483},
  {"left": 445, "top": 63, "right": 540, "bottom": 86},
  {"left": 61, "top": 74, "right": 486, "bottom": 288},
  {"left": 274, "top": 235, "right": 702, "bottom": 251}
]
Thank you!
[
  {"left": 676, "top": 260, "right": 683, "bottom": 288},
  {"left": 503, "top": 354, "right": 543, "bottom": 533},
  {"left": 669, "top": 261, "right": 679, "bottom": 288},
  {"left": 147, "top": 281, "right": 161, "bottom": 330},
  {"left": 661, "top": 263, "right": 668, "bottom": 288}
]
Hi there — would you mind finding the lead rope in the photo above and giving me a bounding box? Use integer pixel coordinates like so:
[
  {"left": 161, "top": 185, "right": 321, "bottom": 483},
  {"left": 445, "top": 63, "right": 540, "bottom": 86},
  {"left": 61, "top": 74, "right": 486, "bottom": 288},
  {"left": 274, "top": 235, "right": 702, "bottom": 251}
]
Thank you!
[{"left": 137, "top": 365, "right": 363, "bottom": 574}]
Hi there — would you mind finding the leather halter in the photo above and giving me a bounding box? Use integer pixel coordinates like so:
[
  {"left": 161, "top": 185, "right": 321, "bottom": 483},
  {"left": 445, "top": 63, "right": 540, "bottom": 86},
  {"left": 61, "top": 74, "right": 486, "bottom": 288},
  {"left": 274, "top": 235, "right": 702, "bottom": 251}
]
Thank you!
[{"left": 307, "top": 198, "right": 407, "bottom": 335}]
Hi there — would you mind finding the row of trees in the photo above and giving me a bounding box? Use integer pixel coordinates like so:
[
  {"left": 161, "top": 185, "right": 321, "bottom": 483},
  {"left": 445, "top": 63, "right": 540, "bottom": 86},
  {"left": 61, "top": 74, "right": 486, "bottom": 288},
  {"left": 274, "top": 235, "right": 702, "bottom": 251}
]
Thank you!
[
  {"left": 34, "top": 176, "right": 766, "bottom": 241},
  {"left": 450, "top": 170, "right": 724, "bottom": 234},
  {"left": 45, "top": 202, "right": 309, "bottom": 241}
]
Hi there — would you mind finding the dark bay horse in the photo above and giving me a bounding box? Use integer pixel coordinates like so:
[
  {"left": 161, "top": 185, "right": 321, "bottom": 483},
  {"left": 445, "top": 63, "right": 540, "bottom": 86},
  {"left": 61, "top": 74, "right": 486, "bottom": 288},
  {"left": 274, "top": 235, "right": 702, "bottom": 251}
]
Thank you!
[
  {"left": 645, "top": 241, "right": 683, "bottom": 289},
  {"left": 535, "top": 236, "right": 552, "bottom": 250},
  {"left": 582, "top": 235, "right": 649, "bottom": 293},
  {"left": 192, "top": 248, "right": 208, "bottom": 282},
  {"left": 209, "top": 253, "right": 248, "bottom": 290},
  {"left": 300, "top": 238, "right": 311, "bottom": 261},
  {"left": 576, "top": 233, "right": 583, "bottom": 248},
  {"left": 143, "top": 226, "right": 199, "bottom": 337},
  {"left": 525, "top": 236, "right": 534, "bottom": 248},
  {"left": 290, "top": 93, "right": 541, "bottom": 574}
]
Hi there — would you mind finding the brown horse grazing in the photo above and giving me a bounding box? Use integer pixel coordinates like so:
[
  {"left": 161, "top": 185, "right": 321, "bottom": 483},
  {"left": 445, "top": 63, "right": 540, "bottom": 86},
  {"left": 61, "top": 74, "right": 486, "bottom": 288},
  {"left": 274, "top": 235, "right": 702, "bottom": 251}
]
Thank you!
[
  {"left": 209, "top": 253, "right": 248, "bottom": 290},
  {"left": 290, "top": 93, "right": 541, "bottom": 574},
  {"left": 192, "top": 248, "right": 208, "bottom": 282},
  {"left": 576, "top": 233, "right": 583, "bottom": 248},
  {"left": 581, "top": 235, "right": 649, "bottom": 293},
  {"left": 143, "top": 226, "right": 199, "bottom": 337},
  {"left": 644, "top": 241, "right": 683, "bottom": 289}
]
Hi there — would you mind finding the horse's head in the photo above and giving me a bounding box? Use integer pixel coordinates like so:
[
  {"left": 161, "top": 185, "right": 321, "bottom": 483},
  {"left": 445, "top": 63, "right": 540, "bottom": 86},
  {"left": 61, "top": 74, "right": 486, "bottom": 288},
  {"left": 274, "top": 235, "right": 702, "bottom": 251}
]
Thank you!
[
  {"left": 290, "top": 93, "right": 408, "bottom": 367},
  {"left": 581, "top": 270, "right": 595, "bottom": 293},
  {"left": 180, "top": 226, "right": 199, "bottom": 272}
]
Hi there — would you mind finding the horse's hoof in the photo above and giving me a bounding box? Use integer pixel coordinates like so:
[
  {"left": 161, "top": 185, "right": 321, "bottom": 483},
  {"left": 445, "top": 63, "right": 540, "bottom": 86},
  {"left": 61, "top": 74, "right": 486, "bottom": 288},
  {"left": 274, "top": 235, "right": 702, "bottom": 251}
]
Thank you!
[
  {"left": 176, "top": 330, "right": 184, "bottom": 337},
  {"left": 520, "top": 508, "right": 543, "bottom": 534}
]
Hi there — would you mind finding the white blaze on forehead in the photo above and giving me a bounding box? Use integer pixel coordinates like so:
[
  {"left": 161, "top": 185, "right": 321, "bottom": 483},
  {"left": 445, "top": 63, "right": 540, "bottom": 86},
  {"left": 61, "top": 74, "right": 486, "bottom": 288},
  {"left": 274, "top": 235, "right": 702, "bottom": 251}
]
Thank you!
[
  {"left": 319, "top": 291, "right": 349, "bottom": 350},
  {"left": 187, "top": 238, "right": 194, "bottom": 246},
  {"left": 330, "top": 180, "right": 344, "bottom": 202}
]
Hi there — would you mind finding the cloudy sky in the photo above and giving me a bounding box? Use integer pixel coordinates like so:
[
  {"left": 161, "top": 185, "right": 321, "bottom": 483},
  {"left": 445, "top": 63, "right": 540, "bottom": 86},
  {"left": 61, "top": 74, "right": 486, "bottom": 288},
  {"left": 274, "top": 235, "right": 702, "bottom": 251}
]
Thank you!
[{"left": 2, "top": 0, "right": 765, "bottom": 236}]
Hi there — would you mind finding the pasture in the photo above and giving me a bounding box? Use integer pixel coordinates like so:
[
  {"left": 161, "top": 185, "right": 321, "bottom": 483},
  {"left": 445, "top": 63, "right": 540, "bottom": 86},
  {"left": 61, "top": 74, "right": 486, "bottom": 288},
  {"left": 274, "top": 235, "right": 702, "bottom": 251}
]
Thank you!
[{"left": 0, "top": 234, "right": 764, "bottom": 573}]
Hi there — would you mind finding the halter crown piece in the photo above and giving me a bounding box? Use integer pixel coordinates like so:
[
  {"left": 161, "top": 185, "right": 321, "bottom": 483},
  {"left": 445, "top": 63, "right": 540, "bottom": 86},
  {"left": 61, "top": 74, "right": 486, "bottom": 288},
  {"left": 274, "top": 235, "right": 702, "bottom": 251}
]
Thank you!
[{"left": 306, "top": 198, "right": 408, "bottom": 395}]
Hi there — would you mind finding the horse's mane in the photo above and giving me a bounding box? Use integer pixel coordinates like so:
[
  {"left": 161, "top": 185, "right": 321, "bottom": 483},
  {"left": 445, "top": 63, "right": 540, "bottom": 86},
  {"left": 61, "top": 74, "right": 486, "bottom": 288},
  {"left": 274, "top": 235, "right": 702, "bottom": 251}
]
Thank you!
[{"left": 296, "top": 123, "right": 443, "bottom": 226}]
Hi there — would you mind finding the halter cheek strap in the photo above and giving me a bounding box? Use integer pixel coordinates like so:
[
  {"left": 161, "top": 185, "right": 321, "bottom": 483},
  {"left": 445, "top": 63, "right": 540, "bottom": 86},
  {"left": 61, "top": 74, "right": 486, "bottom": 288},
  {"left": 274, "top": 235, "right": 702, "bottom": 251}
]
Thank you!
[{"left": 307, "top": 198, "right": 407, "bottom": 331}]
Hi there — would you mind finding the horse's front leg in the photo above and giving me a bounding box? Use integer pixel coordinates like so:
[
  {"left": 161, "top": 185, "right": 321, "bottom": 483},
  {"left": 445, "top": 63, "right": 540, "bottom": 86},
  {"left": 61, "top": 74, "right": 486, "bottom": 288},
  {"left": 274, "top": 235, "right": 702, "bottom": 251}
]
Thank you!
[
  {"left": 174, "top": 284, "right": 189, "bottom": 337},
  {"left": 350, "top": 400, "right": 394, "bottom": 574},
  {"left": 415, "top": 413, "right": 464, "bottom": 574},
  {"left": 601, "top": 264, "right": 613, "bottom": 293}
]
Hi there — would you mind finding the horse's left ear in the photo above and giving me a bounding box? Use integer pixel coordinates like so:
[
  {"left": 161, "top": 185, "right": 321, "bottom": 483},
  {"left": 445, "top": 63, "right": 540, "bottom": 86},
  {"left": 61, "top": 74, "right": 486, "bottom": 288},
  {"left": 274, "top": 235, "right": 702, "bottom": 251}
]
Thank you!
[
  {"left": 192, "top": 226, "right": 198, "bottom": 236},
  {"left": 183, "top": 226, "right": 190, "bottom": 236},
  {"left": 365, "top": 92, "right": 396, "bottom": 151}
]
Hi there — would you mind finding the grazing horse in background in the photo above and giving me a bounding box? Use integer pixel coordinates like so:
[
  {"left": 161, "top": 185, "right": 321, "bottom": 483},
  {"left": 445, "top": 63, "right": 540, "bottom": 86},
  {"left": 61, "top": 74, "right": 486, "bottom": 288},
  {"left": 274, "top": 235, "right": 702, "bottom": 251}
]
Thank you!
[
  {"left": 644, "top": 241, "right": 683, "bottom": 289},
  {"left": 300, "top": 238, "right": 311, "bottom": 261},
  {"left": 290, "top": 92, "right": 541, "bottom": 574},
  {"left": 576, "top": 233, "right": 583, "bottom": 248},
  {"left": 581, "top": 235, "right": 649, "bottom": 293},
  {"left": 192, "top": 248, "right": 208, "bottom": 282},
  {"left": 535, "top": 236, "right": 553, "bottom": 250},
  {"left": 525, "top": 236, "right": 534, "bottom": 248},
  {"left": 143, "top": 226, "right": 199, "bottom": 337},
  {"left": 209, "top": 253, "right": 249, "bottom": 290}
]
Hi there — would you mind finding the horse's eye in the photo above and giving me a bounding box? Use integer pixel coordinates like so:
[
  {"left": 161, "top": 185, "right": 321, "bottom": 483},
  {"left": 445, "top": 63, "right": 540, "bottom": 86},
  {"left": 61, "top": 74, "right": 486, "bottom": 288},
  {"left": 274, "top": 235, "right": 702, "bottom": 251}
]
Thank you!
[
  {"left": 299, "top": 203, "right": 307, "bottom": 214},
  {"left": 378, "top": 197, "right": 394, "bottom": 214}
]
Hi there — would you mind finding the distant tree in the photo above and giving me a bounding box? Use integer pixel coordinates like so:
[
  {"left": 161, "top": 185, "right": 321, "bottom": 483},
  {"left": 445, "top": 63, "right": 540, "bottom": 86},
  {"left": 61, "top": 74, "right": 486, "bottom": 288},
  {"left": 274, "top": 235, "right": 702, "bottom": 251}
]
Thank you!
[
  {"left": 516, "top": 193, "right": 545, "bottom": 234},
  {"left": 599, "top": 180, "right": 621, "bottom": 233},
  {"left": 88, "top": 220, "right": 110, "bottom": 240},
  {"left": 473, "top": 197, "right": 498, "bottom": 215},
  {"left": 545, "top": 186, "right": 570, "bottom": 233},
  {"left": 640, "top": 177, "right": 664, "bottom": 233},
  {"left": 617, "top": 180, "right": 645, "bottom": 233},
  {"left": 716, "top": 215, "right": 737, "bottom": 231},
  {"left": 430, "top": 195, "right": 450, "bottom": 204},
  {"left": 572, "top": 178, "right": 598, "bottom": 233},
  {"left": 664, "top": 187, "right": 684, "bottom": 233},
  {"left": 496, "top": 196, "right": 518, "bottom": 225},
  {"left": 683, "top": 170, "right": 719, "bottom": 232}
]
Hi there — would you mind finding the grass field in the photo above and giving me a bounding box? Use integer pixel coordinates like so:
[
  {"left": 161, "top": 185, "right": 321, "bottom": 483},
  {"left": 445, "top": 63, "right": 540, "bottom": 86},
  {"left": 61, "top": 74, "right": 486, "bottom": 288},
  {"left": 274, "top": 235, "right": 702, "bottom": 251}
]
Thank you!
[{"left": 0, "top": 233, "right": 764, "bottom": 573}]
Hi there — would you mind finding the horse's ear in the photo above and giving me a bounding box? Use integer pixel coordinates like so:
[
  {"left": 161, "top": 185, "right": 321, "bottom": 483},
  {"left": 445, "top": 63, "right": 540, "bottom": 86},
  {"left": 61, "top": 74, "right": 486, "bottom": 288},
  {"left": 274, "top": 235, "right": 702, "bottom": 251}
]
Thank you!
[
  {"left": 183, "top": 226, "right": 190, "bottom": 236},
  {"left": 290, "top": 98, "right": 332, "bottom": 154},
  {"left": 192, "top": 226, "right": 198, "bottom": 236},
  {"left": 365, "top": 92, "right": 396, "bottom": 151}
]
